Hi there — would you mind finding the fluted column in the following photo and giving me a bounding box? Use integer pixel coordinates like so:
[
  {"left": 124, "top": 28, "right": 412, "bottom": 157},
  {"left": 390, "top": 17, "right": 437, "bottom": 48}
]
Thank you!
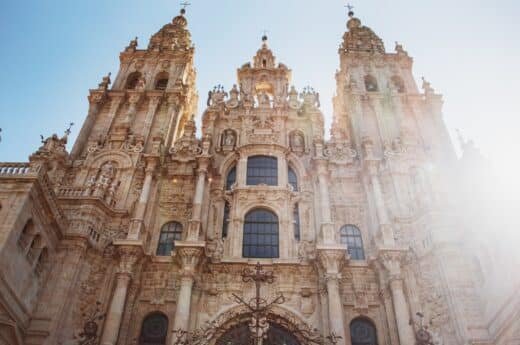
[
  {"left": 70, "top": 91, "right": 105, "bottom": 159},
  {"left": 187, "top": 158, "right": 209, "bottom": 241},
  {"left": 379, "top": 250, "right": 415, "bottom": 345},
  {"left": 171, "top": 244, "right": 204, "bottom": 338},
  {"left": 103, "top": 93, "right": 124, "bottom": 138},
  {"left": 164, "top": 95, "right": 181, "bottom": 149},
  {"left": 100, "top": 243, "right": 142, "bottom": 345},
  {"left": 128, "top": 156, "right": 158, "bottom": 240},
  {"left": 142, "top": 94, "right": 163, "bottom": 144},
  {"left": 317, "top": 248, "right": 347, "bottom": 345},
  {"left": 363, "top": 138, "right": 395, "bottom": 246},
  {"left": 314, "top": 158, "right": 335, "bottom": 244}
]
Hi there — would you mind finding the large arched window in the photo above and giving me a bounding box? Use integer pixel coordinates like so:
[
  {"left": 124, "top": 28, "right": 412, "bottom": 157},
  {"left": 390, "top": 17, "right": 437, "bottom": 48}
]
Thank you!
[
  {"left": 216, "top": 323, "right": 300, "bottom": 345},
  {"left": 350, "top": 318, "right": 378, "bottom": 345},
  {"left": 139, "top": 312, "right": 168, "bottom": 345},
  {"left": 391, "top": 75, "right": 405, "bottom": 93},
  {"left": 247, "top": 156, "right": 278, "bottom": 186},
  {"left": 340, "top": 225, "right": 365, "bottom": 260},
  {"left": 288, "top": 167, "right": 298, "bottom": 191},
  {"left": 154, "top": 72, "right": 169, "bottom": 90},
  {"left": 364, "top": 75, "right": 378, "bottom": 92},
  {"left": 243, "top": 209, "right": 279, "bottom": 258},
  {"left": 126, "top": 72, "right": 142, "bottom": 90},
  {"left": 156, "top": 222, "right": 183, "bottom": 256},
  {"left": 18, "top": 219, "right": 35, "bottom": 251},
  {"left": 226, "top": 166, "right": 236, "bottom": 190}
]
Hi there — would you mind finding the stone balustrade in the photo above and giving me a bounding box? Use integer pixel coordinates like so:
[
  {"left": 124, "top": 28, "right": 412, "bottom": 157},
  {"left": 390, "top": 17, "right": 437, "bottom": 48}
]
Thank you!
[
  {"left": 57, "top": 186, "right": 85, "bottom": 197},
  {"left": 0, "top": 162, "right": 32, "bottom": 176}
]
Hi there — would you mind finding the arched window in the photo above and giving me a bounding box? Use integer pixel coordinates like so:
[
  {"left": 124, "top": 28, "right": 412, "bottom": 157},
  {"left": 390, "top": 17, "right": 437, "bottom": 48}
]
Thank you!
[
  {"left": 340, "top": 225, "right": 365, "bottom": 260},
  {"left": 293, "top": 204, "right": 300, "bottom": 241},
  {"left": 350, "top": 318, "right": 378, "bottom": 345},
  {"left": 35, "top": 247, "right": 48, "bottom": 276},
  {"left": 18, "top": 219, "right": 35, "bottom": 251},
  {"left": 243, "top": 209, "right": 279, "bottom": 258},
  {"left": 156, "top": 222, "right": 183, "bottom": 256},
  {"left": 126, "top": 72, "right": 142, "bottom": 90},
  {"left": 27, "top": 234, "right": 42, "bottom": 263},
  {"left": 222, "top": 202, "right": 230, "bottom": 239},
  {"left": 364, "top": 75, "right": 378, "bottom": 92},
  {"left": 247, "top": 156, "right": 278, "bottom": 186},
  {"left": 154, "top": 72, "right": 169, "bottom": 90},
  {"left": 391, "top": 76, "right": 405, "bottom": 93},
  {"left": 288, "top": 167, "right": 298, "bottom": 191},
  {"left": 139, "top": 312, "right": 168, "bottom": 345},
  {"left": 226, "top": 166, "right": 236, "bottom": 190}
]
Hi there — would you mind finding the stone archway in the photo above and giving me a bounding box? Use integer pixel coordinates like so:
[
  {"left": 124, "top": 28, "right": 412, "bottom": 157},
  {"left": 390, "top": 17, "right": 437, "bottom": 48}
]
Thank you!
[
  {"left": 206, "top": 307, "right": 320, "bottom": 345},
  {"left": 216, "top": 322, "right": 301, "bottom": 345}
]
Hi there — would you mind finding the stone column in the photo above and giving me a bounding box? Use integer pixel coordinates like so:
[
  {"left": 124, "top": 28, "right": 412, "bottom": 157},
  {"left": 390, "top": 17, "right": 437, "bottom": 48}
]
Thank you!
[
  {"left": 317, "top": 247, "right": 347, "bottom": 345},
  {"left": 164, "top": 95, "right": 181, "bottom": 149},
  {"left": 314, "top": 158, "right": 335, "bottom": 244},
  {"left": 142, "top": 94, "right": 163, "bottom": 144},
  {"left": 100, "top": 242, "right": 142, "bottom": 345},
  {"left": 103, "top": 93, "right": 124, "bottom": 138},
  {"left": 187, "top": 158, "right": 209, "bottom": 241},
  {"left": 363, "top": 138, "right": 395, "bottom": 246},
  {"left": 379, "top": 250, "right": 415, "bottom": 345},
  {"left": 70, "top": 92, "right": 105, "bottom": 159},
  {"left": 128, "top": 156, "right": 158, "bottom": 240},
  {"left": 171, "top": 244, "right": 204, "bottom": 337}
]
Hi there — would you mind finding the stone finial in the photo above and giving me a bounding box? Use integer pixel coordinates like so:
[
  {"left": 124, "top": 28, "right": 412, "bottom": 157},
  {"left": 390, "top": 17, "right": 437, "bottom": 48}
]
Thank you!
[{"left": 97, "top": 72, "right": 111, "bottom": 90}]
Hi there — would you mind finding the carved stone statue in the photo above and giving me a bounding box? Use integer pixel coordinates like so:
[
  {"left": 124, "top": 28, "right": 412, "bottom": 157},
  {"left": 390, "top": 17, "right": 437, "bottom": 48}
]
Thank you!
[
  {"left": 257, "top": 91, "right": 270, "bottom": 108},
  {"left": 97, "top": 73, "right": 111, "bottom": 90},
  {"left": 223, "top": 130, "right": 236, "bottom": 147}
]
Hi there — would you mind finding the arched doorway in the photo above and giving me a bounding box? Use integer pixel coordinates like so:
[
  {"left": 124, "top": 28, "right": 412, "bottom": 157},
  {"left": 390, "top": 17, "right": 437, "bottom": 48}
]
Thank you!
[{"left": 216, "top": 322, "right": 301, "bottom": 345}]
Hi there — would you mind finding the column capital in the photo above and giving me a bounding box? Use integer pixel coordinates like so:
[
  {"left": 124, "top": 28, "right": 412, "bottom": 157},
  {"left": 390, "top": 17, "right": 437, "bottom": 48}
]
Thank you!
[
  {"left": 173, "top": 242, "right": 205, "bottom": 278},
  {"left": 113, "top": 240, "right": 144, "bottom": 276},
  {"left": 317, "top": 245, "right": 348, "bottom": 274},
  {"left": 377, "top": 247, "right": 408, "bottom": 280}
]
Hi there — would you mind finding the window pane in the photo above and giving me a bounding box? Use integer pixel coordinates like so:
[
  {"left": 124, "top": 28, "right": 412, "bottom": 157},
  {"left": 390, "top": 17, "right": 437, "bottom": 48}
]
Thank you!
[
  {"left": 243, "top": 209, "right": 279, "bottom": 258},
  {"left": 156, "top": 222, "right": 183, "bottom": 256},
  {"left": 246, "top": 156, "right": 278, "bottom": 186}
]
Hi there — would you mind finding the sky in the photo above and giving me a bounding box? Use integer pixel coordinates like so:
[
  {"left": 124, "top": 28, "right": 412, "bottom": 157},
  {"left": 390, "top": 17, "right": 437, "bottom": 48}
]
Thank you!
[{"left": 1, "top": 0, "right": 519, "bottom": 187}]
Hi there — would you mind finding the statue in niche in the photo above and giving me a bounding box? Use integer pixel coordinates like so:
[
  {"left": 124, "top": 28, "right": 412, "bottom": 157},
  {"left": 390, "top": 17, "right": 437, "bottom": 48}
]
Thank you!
[
  {"left": 257, "top": 91, "right": 270, "bottom": 108},
  {"left": 100, "top": 161, "right": 116, "bottom": 180},
  {"left": 290, "top": 132, "right": 305, "bottom": 153},
  {"left": 223, "top": 130, "right": 236, "bottom": 147}
]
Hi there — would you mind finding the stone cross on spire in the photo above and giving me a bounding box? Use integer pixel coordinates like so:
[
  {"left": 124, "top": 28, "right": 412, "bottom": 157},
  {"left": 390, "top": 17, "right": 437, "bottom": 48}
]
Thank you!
[
  {"left": 345, "top": 3, "right": 354, "bottom": 17},
  {"left": 180, "top": 1, "right": 190, "bottom": 14}
]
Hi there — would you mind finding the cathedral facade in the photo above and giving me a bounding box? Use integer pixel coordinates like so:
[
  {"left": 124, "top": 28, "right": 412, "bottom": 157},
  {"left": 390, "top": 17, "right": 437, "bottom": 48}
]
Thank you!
[{"left": 0, "top": 8, "right": 518, "bottom": 345}]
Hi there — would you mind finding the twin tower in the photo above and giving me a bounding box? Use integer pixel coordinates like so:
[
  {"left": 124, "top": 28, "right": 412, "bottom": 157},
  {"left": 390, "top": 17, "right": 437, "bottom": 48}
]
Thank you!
[{"left": 0, "top": 7, "right": 495, "bottom": 345}]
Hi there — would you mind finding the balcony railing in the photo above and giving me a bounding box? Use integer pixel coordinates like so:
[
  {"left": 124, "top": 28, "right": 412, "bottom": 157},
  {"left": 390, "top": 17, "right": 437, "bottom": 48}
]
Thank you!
[{"left": 0, "top": 163, "right": 32, "bottom": 176}]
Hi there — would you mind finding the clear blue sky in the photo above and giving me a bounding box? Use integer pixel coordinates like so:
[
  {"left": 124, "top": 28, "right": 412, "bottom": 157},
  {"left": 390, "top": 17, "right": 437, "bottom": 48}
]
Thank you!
[{"left": 1, "top": 0, "right": 519, "bottom": 181}]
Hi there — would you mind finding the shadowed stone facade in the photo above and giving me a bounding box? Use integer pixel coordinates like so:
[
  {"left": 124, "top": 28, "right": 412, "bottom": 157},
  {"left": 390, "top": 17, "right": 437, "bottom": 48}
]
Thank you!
[{"left": 0, "top": 8, "right": 518, "bottom": 345}]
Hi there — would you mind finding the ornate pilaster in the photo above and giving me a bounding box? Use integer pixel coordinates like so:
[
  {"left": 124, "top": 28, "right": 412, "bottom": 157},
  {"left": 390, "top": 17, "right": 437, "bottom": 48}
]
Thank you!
[
  {"left": 313, "top": 157, "right": 335, "bottom": 244},
  {"left": 70, "top": 91, "right": 105, "bottom": 159},
  {"left": 128, "top": 155, "right": 159, "bottom": 240},
  {"left": 378, "top": 249, "right": 415, "bottom": 345},
  {"left": 142, "top": 93, "right": 163, "bottom": 143},
  {"left": 363, "top": 137, "right": 395, "bottom": 245},
  {"left": 171, "top": 243, "right": 204, "bottom": 337},
  {"left": 317, "top": 246, "right": 348, "bottom": 345},
  {"left": 100, "top": 241, "right": 143, "bottom": 345},
  {"left": 187, "top": 156, "right": 210, "bottom": 241}
]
